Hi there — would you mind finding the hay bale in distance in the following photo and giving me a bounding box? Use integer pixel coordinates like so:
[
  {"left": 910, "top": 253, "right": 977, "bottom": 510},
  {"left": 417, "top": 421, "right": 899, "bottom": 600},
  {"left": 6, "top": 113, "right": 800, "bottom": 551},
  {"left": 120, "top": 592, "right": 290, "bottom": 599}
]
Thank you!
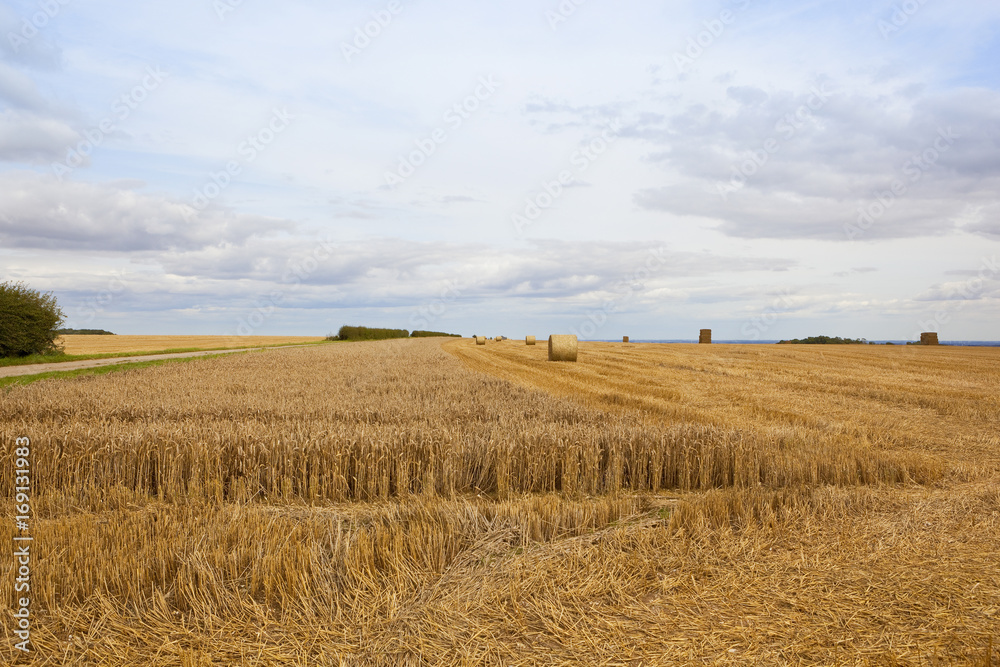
[
  {"left": 526, "top": 336, "right": 536, "bottom": 345},
  {"left": 475, "top": 336, "right": 486, "bottom": 345},
  {"left": 623, "top": 336, "right": 629, "bottom": 343},
  {"left": 920, "top": 332, "right": 940, "bottom": 345},
  {"left": 699, "top": 329, "right": 712, "bottom": 344},
  {"left": 548, "top": 335, "right": 578, "bottom": 362}
]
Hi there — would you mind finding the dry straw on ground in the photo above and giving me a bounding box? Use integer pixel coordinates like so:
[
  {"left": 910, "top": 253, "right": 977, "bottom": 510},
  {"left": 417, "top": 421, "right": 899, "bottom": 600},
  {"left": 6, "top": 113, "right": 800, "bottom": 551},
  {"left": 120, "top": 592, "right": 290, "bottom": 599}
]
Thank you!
[
  {"left": 547, "top": 334, "right": 578, "bottom": 362},
  {"left": 1, "top": 337, "right": 998, "bottom": 664},
  {"left": 525, "top": 336, "right": 536, "bottom": 346},
  {"left": 57, "top": 334, "right": 323, "bottom": 355}
]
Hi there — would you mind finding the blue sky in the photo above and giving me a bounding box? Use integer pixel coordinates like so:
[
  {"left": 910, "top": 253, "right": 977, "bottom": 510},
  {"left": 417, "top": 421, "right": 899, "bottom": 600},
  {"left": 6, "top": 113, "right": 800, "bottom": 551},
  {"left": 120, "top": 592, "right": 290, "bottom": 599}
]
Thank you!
[{"left": 1, "top": 0, "right": 998, "bottom": 340}]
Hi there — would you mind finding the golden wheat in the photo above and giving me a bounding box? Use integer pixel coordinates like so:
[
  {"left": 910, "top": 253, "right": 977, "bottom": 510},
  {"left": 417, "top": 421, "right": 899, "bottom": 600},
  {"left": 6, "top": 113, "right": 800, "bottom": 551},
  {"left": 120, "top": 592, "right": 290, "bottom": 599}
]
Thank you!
[
  {"left": 0, "top": 338, "right": 996, "bottom": 664},
  {"left": 57, "top": 334, "right": 324, "bottom": 355}
]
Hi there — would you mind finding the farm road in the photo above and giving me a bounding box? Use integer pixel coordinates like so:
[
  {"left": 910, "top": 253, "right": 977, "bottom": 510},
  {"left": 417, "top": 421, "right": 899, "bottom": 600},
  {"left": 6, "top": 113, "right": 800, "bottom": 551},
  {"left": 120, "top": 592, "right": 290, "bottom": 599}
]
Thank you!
[{"left": 0, "top": 345, "right": 311, "bottom": 379}]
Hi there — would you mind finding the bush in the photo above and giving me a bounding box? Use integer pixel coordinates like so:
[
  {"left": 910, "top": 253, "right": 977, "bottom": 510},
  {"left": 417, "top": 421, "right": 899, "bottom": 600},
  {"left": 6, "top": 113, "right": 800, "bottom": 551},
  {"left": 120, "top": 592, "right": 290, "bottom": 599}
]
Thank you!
[
  {"left": 0, "top": 282, "right": 65, "bottom": 357},
  {"left": 56, "top": 328, "right": 115, "bottom": 335},
  {"left": 777, "top": 336, "right": 867, "bottom": 345},
  {"left": 332, "top": 326, "right": 410, "bottom": 342},
  {"left": 410, "top": 330, "right": 462, "bottom": 338}
]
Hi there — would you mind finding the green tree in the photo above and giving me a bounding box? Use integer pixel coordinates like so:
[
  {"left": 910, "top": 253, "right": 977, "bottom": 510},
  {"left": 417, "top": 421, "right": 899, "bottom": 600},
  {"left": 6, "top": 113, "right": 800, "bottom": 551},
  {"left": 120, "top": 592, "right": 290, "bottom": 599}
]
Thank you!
[{"left": 0, "top": 282, "right": 65, "bottom": 357}]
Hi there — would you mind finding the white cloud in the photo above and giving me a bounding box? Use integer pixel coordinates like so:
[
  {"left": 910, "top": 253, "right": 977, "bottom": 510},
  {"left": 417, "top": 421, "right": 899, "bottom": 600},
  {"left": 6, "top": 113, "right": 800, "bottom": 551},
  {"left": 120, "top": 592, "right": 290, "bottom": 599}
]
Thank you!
[{"left": 0, "top": 172, "right": 293, "bottom": 251}]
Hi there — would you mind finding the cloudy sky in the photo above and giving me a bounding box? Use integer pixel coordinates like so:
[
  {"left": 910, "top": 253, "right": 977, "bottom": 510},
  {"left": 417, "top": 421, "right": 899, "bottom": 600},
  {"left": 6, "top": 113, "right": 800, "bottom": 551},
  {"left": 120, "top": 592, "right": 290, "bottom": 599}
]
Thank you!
[{"left": 1, "top": 0, "right": 998, "bottom": 340}]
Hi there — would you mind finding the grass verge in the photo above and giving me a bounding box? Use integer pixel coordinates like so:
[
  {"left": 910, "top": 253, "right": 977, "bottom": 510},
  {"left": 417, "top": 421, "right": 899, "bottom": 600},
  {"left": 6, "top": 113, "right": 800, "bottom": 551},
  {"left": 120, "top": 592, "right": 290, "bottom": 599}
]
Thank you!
[
  {"left": 0, "top": 351, "right": 254, "bottom": 390},
  {"left": 0, "top": 339, "right": 334, "bottom": 368}
]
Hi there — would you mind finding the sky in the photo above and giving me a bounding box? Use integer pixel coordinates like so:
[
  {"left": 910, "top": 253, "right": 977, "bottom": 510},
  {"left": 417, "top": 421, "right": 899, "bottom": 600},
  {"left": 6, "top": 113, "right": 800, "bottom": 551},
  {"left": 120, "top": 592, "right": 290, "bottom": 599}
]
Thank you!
[{"left": 1, "top": 0, "right": 998, "bottom": 341}]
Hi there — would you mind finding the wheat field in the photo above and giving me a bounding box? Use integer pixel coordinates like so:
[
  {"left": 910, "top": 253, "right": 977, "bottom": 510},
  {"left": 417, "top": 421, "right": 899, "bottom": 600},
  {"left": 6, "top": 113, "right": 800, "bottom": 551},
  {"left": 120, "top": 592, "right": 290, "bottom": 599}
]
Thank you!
[
  {"left": 57, "top": 335, "right": 325, "bottom": 356},
  {"left": 1, "top": 338, "right": 998, "bottom": 664}
]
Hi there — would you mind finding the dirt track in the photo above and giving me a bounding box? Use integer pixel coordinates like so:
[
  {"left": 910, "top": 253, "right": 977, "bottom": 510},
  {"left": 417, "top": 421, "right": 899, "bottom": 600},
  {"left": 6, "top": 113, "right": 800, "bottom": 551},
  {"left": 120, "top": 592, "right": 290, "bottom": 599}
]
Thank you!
[{"left": 0, "top": 346, "right": 301, "bottom": 379}]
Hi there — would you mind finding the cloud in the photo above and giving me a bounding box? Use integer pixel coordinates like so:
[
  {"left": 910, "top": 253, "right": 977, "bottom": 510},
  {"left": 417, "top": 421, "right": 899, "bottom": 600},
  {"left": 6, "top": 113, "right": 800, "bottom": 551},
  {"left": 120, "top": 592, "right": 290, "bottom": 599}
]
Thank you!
[
  {"left": 622, "top": 84, "right": 1000, "bottom": 241},
  {"left": 155, "top": 237, "right": 794, "bottom": 306},
  {"left": 438, "top": 195, "right": 478, "bottom": 204},
  {"left": 522, "top": 97, "right": 625, "bottom": 134},
  {"left": 914, "top": 279, "right": 1000, "bottom": 302},
  {"left": 0, "top": 172, "right": 294, "bottom": 251},
  {"left": 4, "top": 236, "right": 797, "bottom": 333},
  {"left": 0, "top": 62, "right": 49, "bottom": 111},
  {"left": 0, "top": 109, "right": 78, "bottom": 163},
  {"left": 965, "top": 203, "right": 1000, "bottom": 238},
  {"left": 0, "top": 62, "right": 78, "bottom": 162}
]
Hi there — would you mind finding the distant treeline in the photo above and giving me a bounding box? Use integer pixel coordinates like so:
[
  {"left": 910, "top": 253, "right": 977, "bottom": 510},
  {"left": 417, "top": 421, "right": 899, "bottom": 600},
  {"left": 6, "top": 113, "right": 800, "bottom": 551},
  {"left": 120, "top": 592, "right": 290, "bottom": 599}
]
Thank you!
[
  {"left": 777, "top": 336, "right": 867, "bottom": 345},
  {"left": 330, "top": 326, "right": 464, "bottom": 342},
  {"left": 332, "top": 326, "right": 410, "bottom": 341},
  {"left": 56, "top": 328, "right": 116, "bottom": 335}
]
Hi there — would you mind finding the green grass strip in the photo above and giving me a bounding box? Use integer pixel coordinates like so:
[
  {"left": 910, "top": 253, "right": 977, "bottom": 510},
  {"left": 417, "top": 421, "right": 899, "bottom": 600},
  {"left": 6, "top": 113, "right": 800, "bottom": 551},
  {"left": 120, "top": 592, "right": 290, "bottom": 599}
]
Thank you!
[
  {"left": 0, "top": 349, "right": 263, "bottom": 391},
  {"left": 0, "top": 339, "right": 334, "bottom": 368}
]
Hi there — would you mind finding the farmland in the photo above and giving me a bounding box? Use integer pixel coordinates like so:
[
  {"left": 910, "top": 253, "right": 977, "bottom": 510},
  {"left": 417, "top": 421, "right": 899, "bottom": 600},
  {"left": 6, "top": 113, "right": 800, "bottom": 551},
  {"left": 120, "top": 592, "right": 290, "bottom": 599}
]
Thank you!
[
  {"left": 57, "top": 335, "right": 325, "bottom": 356},
  {"left": 1, "top": 338, "right": 998, "bottom": 664}
]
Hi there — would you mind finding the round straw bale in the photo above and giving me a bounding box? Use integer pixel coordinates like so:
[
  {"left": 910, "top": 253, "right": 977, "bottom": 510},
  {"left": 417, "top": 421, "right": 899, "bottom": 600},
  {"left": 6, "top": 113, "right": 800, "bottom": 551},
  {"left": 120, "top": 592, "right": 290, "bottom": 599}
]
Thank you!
[
  {"left": 548, "top": 334, "right": 578, "bottom": 362},
  {"left": 476, "top": 336, "right": 486, "bottom": 345},
  {"left": 526, "top": 336, "right": 536, "bottom": 345}
]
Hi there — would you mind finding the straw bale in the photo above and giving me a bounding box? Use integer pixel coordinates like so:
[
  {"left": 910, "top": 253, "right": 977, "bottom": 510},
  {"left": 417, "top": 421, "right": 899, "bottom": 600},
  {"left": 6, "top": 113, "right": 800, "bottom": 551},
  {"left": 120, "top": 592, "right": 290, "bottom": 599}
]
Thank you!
[{"left": 548, "top": 334, "right": 578, "bottom": 362}]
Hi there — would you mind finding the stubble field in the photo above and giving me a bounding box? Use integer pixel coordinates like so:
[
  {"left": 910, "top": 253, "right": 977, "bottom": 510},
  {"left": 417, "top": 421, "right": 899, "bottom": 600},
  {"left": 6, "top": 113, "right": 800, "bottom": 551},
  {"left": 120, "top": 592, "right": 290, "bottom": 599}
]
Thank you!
[
  {"left": 57, "top": 335, "right": 326, "bottom": 356},
  {"left": 1, "top": 337, "right": 997, "bottom": 665}
]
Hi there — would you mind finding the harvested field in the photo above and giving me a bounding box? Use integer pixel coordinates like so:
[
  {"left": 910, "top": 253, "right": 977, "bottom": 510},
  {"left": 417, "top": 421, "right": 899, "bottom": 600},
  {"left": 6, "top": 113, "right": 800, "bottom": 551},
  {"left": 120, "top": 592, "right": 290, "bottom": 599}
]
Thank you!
[
  {"left": 447, "top": 340, "right": 1000, "bottom": 473},
  {"left": 57, "top": 335, "right": 325, "bottom": 356},
  {"left": 1, "top": 338, "right": 998, "bottom": 665}
]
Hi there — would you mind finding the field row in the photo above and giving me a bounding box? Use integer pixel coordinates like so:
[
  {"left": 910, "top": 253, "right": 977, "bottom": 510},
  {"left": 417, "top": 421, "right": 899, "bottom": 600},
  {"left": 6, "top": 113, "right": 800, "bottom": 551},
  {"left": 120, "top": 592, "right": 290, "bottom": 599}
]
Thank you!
[
  {"left": 1, "top": 341, "right": 943, "bottom": 509},
  {"left": 1, "top": 338, "right": 997, "bottom": 664}
]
